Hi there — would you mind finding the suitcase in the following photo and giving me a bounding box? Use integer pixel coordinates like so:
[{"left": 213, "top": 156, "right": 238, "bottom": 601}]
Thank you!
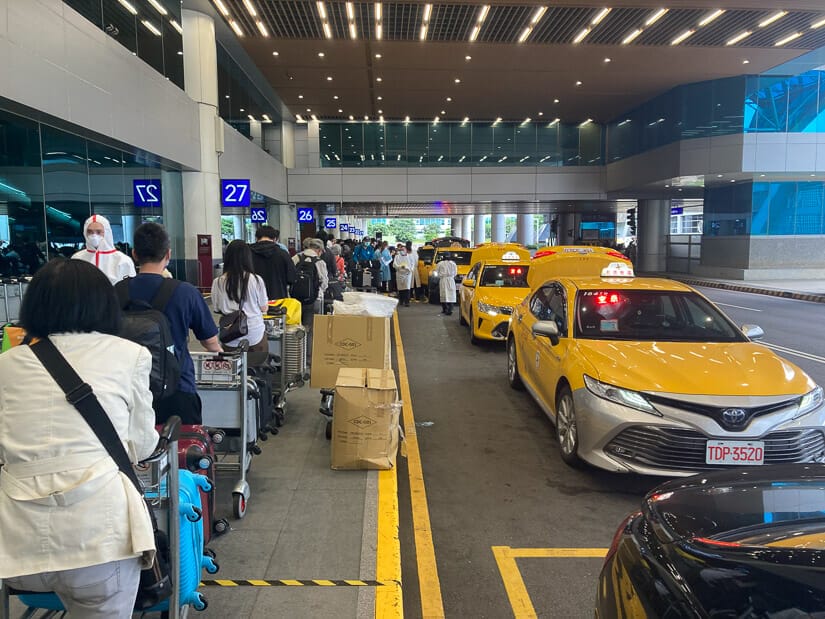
[
  {"left": 352, "top": 266, "right": 370, "bottom": 288},
  {"left": 176, "top": 425, "right": 230, "bottom": 541},
  {"left": 267, "top": 298, "right": 301, "bottom": 325},
  {"left": 248, "top": 370, "right": 280, "bottom": 433},
  {"left": 283, "top": 324, "right": 308, "bottom": 386},
  {"left": 18, "top": 470, "right": 219, "bottom": 614}
]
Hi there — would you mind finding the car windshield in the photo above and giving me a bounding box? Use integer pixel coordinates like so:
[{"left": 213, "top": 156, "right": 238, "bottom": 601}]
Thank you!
[
  {"left": 479, "top": 265, "right": 529, "bottom": 287},
  {"left": 575, "top": 289, "right": 746, "bottom": 342},
  {"left": 436, "top": 251, "right": 473, "bottom": 265},
  {"left": 418, "top": 248, "right": 435, "bottom": 262}
]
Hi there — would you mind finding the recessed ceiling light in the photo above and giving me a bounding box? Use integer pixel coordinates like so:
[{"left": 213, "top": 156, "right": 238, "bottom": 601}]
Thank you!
[
  {"left": 454, "top": 78, "right": 461, "bottom": 83},
  {"left": 645, "top": 8, "right": 668, "bottom": 26},
  {"left": 323, "top": 22, "right": 332, "bottom": 39},
  {"left": 377, "top": 96, "right": 383, "bottom": 100},
  {"left": 759, "top": 10, "right": 787, "bottom": 28},
  {"left": 538, "top": 112, "right": 544, "bottom": 116},
  {"left": 229, "top": 20, "right": 243, "bottom": 37},
  {"left": 118, "top": 0, "right": 138, "bottom": 15},
  {"left": 225, "top": 94, "right": 230, "bottom": 99},
  {"left": 671, "top": 29, "right": 695, "bottom": 45},
  {"left": 239, "top": 108, "right": 245, "bottom": 112},
  {"left": 349, "top": 115, "right": 354, "bottom": 120},
  {"left": 298, "top": 94, "right": 304, "bottom": 99},
  {"left": 573, "top": 28, "right": 591, "bottom": 44},
  {"left": 575, "top": 80, "right": 583, "bottom": 86},
  {"left": 698, "top": 9, "right": 724, "bottom": 27},
  {"left": 591, "top": 8, "right": 611, "bottom": 25},
  {"left": 306, "top": 108, "right": 311, "bottom": 112},
  {"left": 326, "top": 76, "right": 333, "bottom": 81},
  {"left": 554, "top": 98, "right": 560, "bottom": 103},
  {"left": 441, "top": 110, "right": 446, "bottom": 114},
  {"left": 376, "top": 77, "right": 383, "bottom": 82},
  {"left": 775, "top": 31, "right": 803, "bottom": 46},
  {"left": 465, "top": 55, "right": 472, "bottom": 61},
  {"left": 717, "top": 174, "right": 724, "bottom": 178},
  {"left": 333, "top": 95, "right": 339, "bottom": 99},
  {"left": 405, "top": 116, "right": 411, "bottom": 122},
  {"left": 604, "top": 57, "right": 612, "bottom": 62},
  {"left": 446, "top": 97, "right": 452, "bottom": 102},
  {"left": 375, "top": 53, "right": 382, "bottom": 58},
  {"left": 364, "top": 115, "right": 369, "bottom": 120},
  {"left": 338, "top": 108, "right": 343, "bottom": 113},
  {"left": 730, "top": 179, "right": 735, "bottom": 183},
  {"left": 378, "top": 109, "right": 383, "bottom": 114},
  {"left": 813, "top": 16, "right": 825, "bottom": 29},
  {"left": 622, "top": 28, "right": 642, "bottom": 44},
  {"left": 272, "top": 51, "right": 279, "bottom": 56},
  {"left": 726, "top": 30, "right": 752, "bottom": 46},
  {"left": 743, "top": 59, "right": 750, "bottom": 64},
  {"left": 318, "top": 52, "right": 325, "bottom": 57},
  {"left": 213, "top": 0, "right": 229, "bottom": 17}
]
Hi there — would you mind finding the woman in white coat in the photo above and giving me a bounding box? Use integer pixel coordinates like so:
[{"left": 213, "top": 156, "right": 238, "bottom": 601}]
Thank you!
[
  {"left": 433, "top": 257, "right": 457, "bottom": 315},
  {"left": 71, "top": 214, "right": 136, "bottom": 284},
  {"left": 0, "top": 258, "right": 157, "bottom": 618},
  {"left": 393, "top": 247, "right": 415, "bottom": 307}
]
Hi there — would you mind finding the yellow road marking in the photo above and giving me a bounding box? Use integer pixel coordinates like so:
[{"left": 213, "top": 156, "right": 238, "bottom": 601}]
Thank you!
[
  {"left": 375, "top": 465, "right": 403, "bottom": 618},
  {"left": 346, "top": 580, "right": 368, "bottom": 586},
  {"left": 393, "top": 313, "right": 445, "bottom": 618},
  {"left": 313, "top": 580, "right": 336, "bottom": 586},
  {"left": 213, "top": 579, "right": 238, "bottom": 587},
  {"left": 492, "top": 547, "right": 608, "bottom": 618},
  {"left": 246, "top": 580, "right": 270, "bottom": 586},
  {"left": 280, "top": 580, "right": 304, "bottom": 586}
]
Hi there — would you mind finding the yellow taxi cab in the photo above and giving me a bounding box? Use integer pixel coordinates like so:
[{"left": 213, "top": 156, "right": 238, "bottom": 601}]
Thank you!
[
  {"left": 507, "top": 261, "right": 824, "bottom": 477},
  {"left": 427, "top": 246, "right": 475, "bottom": 304},
  {"left": 417, "top": 244, "right": 435, "bottom": 288},
  {"left": 458, "top": 244, "right": 531, "bottom": 344}
]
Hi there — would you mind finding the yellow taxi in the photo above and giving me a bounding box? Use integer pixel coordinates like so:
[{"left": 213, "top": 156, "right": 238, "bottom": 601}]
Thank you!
[
  {"left": 458, "top": 243, "right": 531, "bottom": 344},
  {"left": 427, "top": 246, "right": 475, "bottom": 304},
  {"left": 417, "top": 244, "right": 435, "bottom": 288},
  {"left": 507, "top": 261, "right": 824, "bottom": 476}
]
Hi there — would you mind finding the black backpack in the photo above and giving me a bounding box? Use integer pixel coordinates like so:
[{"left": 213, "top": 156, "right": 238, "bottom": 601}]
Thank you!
[
  {"left": 292, "top": 255, "right": 321, "bottom": 304},
  {"left": 115, "top": 278, "right": 181, "bottom": 404}
]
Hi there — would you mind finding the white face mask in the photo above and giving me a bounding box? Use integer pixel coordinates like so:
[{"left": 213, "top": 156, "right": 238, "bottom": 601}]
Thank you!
[
  {"left": 400, "top": 251, "right": 407, "bottom": 256},
  {"left": 87, "top": 233, "right": 103, "bottom": 249}
]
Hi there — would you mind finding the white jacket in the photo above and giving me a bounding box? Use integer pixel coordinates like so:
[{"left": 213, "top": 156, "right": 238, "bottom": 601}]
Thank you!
[
  {"left": 393, "top": 253, "right": 415, "bottom": 290},
  {"left": 434, "top": 260, "right": 457, "bottom": 303},
  {"left": 0, "top": 333, "right": 158, "bottom": 578},
  {"left": 71, "top": 214, "right": 136, "bottom": 284}
]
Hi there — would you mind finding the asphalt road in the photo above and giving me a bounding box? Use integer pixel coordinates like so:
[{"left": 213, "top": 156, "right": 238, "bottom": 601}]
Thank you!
[{"left": 395, "top": 289, "right": 825, "bottom": 619}]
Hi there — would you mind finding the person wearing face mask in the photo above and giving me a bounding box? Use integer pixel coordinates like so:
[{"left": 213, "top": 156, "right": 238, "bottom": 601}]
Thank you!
[
  {"left": 393, "top": 245, "right": 415, "bottom": 307},
  {"left": 71, "top": 214, "right": 136, "bottom": 284},
  {"left": 352, "top": 237, "right": 374, "bottom": 264}
]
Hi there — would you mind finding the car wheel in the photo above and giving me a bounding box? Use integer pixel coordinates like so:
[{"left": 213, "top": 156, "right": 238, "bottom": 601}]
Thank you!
[
  {"left": 555, "top": 386, "right": 583, "bottom": 467},
  {"left": 507, "top": 337, "right": 524, "bottom": 390},
  {"left": 459, "top": 306, "right": 468, "bottom": 326},
  {"left": 468, "top": 311, "right": 479, "bottom": 345}
]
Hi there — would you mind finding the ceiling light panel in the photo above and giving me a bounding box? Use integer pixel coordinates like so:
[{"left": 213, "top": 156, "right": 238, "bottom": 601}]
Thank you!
[{"left": 147, "top": 0, "right": 168, "bottom": 15}]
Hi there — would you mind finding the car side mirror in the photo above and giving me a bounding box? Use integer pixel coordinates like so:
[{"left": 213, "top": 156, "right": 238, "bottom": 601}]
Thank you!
[
  {"left": 532, "top": 320, "right": 560, "bottom": 345},
  {"left": 424, "top": 260, "right": 432, "bottom": 265},
  {"left": 462, "top": 279, "right": 475, "bottom": 288},
  {"left": 742, "top": 324, "right": 764, "bottom": 340}
]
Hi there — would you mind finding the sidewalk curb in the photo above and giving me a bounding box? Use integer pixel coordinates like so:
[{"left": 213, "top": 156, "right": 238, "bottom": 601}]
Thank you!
[{"left": 670, "top": 277, "right": 825, "bottom": 304}]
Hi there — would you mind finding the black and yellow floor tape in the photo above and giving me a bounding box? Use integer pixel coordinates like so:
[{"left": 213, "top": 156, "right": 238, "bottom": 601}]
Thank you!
[{"left": 200, "top": 579, "right": 400, "bottom": 587}]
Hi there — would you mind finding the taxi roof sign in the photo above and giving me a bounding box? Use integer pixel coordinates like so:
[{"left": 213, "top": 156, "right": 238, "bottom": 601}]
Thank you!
[
  {"left": 601, "top": 262, "right": 635, "bottom": 278},
  {"left": 501, "top": 251, "right": 521, "bottom": 261}
]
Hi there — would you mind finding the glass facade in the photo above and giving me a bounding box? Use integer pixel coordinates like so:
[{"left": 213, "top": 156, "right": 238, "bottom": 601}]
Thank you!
[
  {"left": 744, "top": 72, "right": 825, "bottom": 133},
  {"left": 704, "top": 181, "right": 825, "bottom": 237},
  {"left": 63, "top": 0, "right": 184, "bottom": 89},
  {"left": 318, "top": 120, "right": 604, "bottom": 167},
  {"left": 0, "top": 106, "right": 183, "bottom": 276}
]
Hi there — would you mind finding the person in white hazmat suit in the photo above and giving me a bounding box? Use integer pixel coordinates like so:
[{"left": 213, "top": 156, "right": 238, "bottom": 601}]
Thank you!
[
  {"left": 393, "top": 247, "right": 415, "bottom": 307},
  {"left": 433, "top": 257, "right": 457, "bottom": 316},
  {"left": 405, "top": 241, "right": 422, "bottom": 300},
  {"left": 71, "top": 214, "right": 136, "bottom": 284}
]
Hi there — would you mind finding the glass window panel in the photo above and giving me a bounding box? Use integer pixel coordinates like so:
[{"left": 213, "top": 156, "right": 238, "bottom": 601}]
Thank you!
[
  {"left": 363, "top": 123, "right": 385, "bottom": 165},
  {"left": 0, "top": 109, "right": 46, "bottom": 275},
  {"left": 161, "top": 19, "right": 184, "bottom": 89},
  {"left": 428, "top": 123, "right": 450, "bottom": 165},
  {"left": 384, "top": 123, "right": 406, "bottom": 167},
  {"left": 794, "top": 182, "right": 824, "bottom": 234},
  {"left": 819, "top": 73, "right": 825, "bottom": 133},
  {"left": 103, "top": 2, "right": 138, "bottom": 54},
  {"left": 537, "top": 121, "right": 560, "bottom": 166},
  {"left": 342, "top": 124, "right": 363, "bottom": 166},
  {"left": 137, "top": 17, "right": 165, "bottom": 77},
  {"left": 64, "top": 0, "right": 103, "bottom": 27},
  {"left": 767, "top": 182, "right": 797, "bottom": 235},
  {"left": 753, "top": 75, "right": 790, "bottom": 132},
  {"left": 450, "top": 123, "right": 471, "bottom": 165},
  {"left": 579, "top": 123, "right": 602, "bottom": 165},
  {"left": 787, "top": 72, "right": 820, "bottom": 132},
  {"left": 406, "top": 123, "right": 427, "bottom": 165},
  {"left": 743, "top": 76, "right": 761, "bottom": 133},
  {"left": 712, "top": 77, "right": 745, "bottom": 135},
  {"left": 559, "top": 123, "right": 579, "bottom": 165},
  {"left": 319, "top": 124, "right": 342, "bottom": 167},
  {"left": 680, "top": 81, "right": 713, "bottom": 139},
  {"left": 472, "top": 124, "right": 494, "bottom": 164},
  {"left": 514, "top": 122, "right": 537, "bottom": 164},
  {"left": 493, "top": 123, "right": 516, "bottom": 163},
  {"left": 87, "top": 142, "right": 133, "bottom": 249}
]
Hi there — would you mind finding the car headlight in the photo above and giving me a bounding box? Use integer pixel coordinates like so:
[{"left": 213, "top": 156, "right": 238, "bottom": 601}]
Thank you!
[
  {"left": 477, "top": 301, "right": 500, "bottom": 316},
  {"left": 583, "top": 375, "right": 661, "bottom": 417},
  {"left": 795, "top": 386, "right": 824, "bottom": 419}
]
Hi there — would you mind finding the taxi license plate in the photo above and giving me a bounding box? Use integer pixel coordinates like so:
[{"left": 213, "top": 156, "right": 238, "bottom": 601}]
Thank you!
[{"left": 705, "top": 440, "right": 764, "bottom": 466}]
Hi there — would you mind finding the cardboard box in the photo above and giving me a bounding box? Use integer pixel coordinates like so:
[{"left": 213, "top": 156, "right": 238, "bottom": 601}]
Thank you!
[
  {"left": 310, "top": 315, "right": 391, "bottom": 389},
  {"left": 331, "top": 368, "right": 401, "bottom": 470}
]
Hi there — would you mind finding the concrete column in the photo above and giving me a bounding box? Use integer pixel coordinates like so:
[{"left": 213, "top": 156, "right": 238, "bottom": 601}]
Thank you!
[
  {"left": 637, "top": 199, "right": 669, "bottom": 273},
  {"left": 451, "top": 217, "right": 463, "bottom": 238},
  {"left": 556, "top": 213, "right": 576, "bottom": 245},
  {"left": 279, "top": 204, "right": 297, "bottom": 252},
  {"left": 181, "top": 9, "right": 223, "bottom": 281},
  {"left": 232, "top": 215, "right": 245, "bottom": 241},
  {"left": 463, "top": 215, "right": 473, "bottom": 241},
  {"left": 281, "top": 121, "right": 295, "bottom": 168},
  {"left": 474, "top": 213, "right": 486, "bottom": 245},
  {"left": 517, "top": 213, "right": 535, "bottom": 246},
  {"left": 491, "top": 214, "right": 506, "bottom": 243}
]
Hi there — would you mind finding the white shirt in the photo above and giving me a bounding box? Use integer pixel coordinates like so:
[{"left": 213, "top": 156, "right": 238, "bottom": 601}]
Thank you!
[
  {"left": 210, "top": 273, "right": 269, "bottom": 347},
  {"left": 0, "top": 333, "right": 158, "bottom": 578}
]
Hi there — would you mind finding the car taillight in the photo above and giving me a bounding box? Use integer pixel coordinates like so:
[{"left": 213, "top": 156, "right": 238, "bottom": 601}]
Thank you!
[
  {"left": 692, "top": 537, "right": 742, "bottom": 548},
  {"left": 606, "top": 251, "right": 627, "bottom": 260},
  {"left": 604, "top": 511, "right": 641, "bottom": 566}
]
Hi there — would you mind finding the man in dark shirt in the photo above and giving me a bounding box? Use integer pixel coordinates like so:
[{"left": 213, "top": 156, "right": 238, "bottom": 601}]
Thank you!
[
  {"left": 249, "top": 225, "right": 295, "bottom": 300},
  {"left": 125, "top": 223, "right": 221, "bottom": 424}
]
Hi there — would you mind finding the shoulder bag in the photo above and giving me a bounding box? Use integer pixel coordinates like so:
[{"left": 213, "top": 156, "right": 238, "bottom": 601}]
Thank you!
[
  {"left": 28, "top": 338, "right": 173, "bottom": 611},
  {"left": 218, "top": 276, "right": 249, "bottom": 344}
]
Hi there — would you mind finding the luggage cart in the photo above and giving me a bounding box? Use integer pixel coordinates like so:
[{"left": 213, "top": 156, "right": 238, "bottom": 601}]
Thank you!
[
  {"left": 193, "top": 349, "right": 257, "bottom": 520},
  {"left": 0, "top": 417, "right": 187, "bottom": 619},
  {"left": 264, "top": 315, "right": 309, "bottom": 427},
  {"left": 0, "top": 277, "right": 29, "bottom": 325}
]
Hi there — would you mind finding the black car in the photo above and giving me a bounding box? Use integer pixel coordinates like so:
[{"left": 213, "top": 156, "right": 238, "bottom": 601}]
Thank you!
[{"left": 597, "top": 464, "right": 825, "bottom": 618}]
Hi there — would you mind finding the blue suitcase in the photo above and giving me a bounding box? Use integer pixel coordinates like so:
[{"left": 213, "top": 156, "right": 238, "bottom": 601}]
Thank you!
[{"left": 19, "top": 470, "right": 218, "bottom": 613}]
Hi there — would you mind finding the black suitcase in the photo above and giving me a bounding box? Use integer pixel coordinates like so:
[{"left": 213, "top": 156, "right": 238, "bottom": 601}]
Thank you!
[
  {"left": 247, "top": 353, "right": 282, "bottom": 432},
  {"left": 352, "top": 267, "right": 370, "bottom": 288}
]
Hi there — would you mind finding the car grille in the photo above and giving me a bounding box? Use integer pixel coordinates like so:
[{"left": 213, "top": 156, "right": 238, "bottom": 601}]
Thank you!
[
  {"left": 605, "top": 426, "right": 825, "bottom": 471},
  {"left": 644, "top": 394, "right": 799, "bottom": 431}
]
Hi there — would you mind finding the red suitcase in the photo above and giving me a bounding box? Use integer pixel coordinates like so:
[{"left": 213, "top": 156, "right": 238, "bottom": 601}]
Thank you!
[{"left": 164, "top": 424, "right": 230, "bottom": 541}]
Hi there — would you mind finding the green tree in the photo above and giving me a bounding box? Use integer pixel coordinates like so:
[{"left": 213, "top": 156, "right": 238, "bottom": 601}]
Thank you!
[
  {"left": 422, "top": 222, "right": 442, "bottom": 241},
  {"left": 221, "top": 217, "right": 234, "bottom": 239},
  {"left": 368, "top": 221, "right": 387, "bottom": 238},
  {"left": 388, "top": 218, "right": 417, "bottom": 242}
]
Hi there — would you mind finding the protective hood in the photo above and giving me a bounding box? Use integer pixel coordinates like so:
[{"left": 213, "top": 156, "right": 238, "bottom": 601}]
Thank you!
[
  {"left": 83, "top": 214, "right": 116, "bottom": 253},
  {"left": 576, "top": 340, "right": 815, "bottom": 397},
  {"left": 249, "top": 240, "right": 281, "bottom": 258}
]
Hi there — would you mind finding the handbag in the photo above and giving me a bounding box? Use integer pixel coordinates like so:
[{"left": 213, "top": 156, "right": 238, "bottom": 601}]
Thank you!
[
  {"left": 218, "top": 277, "right": 249, "bottom": 344},
  {"left": 28, "top": 338, "right": 173, "bottom": 611}
]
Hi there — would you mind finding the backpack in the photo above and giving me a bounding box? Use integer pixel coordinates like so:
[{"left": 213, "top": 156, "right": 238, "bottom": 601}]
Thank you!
[
  {"left": 115, "top": 278, "right": 181, "bottom": 404},
  {"left": 292, "top": 255, "right": 321, "bottom": 304}
]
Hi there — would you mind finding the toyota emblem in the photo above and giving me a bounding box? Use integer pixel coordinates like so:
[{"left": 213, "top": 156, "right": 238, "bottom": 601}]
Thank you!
[{"left": 722, "top": 408, "right": 748, "bottom": 425}]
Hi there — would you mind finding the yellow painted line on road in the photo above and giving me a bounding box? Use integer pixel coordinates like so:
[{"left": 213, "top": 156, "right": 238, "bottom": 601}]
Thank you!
[
  {"left": 492, "top": 547, "right": 608, "bottom": 618},
  {"left": 375, "top": 460, "right": 403, "bottom": 618},
  {"left": 393, "top": 313, "right": 445, "bottom": 619}
]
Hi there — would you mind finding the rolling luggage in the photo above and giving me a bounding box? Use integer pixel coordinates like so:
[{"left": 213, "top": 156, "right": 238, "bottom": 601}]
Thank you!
[
  {"left": 283, "top": 324, "right": 308, "bottom": 386},
  {"left": 176, "top": 425, "right": 230, "bottom": 541},
  {"left": 352, "top": 265, "right": 371, "bottom": 288}
]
